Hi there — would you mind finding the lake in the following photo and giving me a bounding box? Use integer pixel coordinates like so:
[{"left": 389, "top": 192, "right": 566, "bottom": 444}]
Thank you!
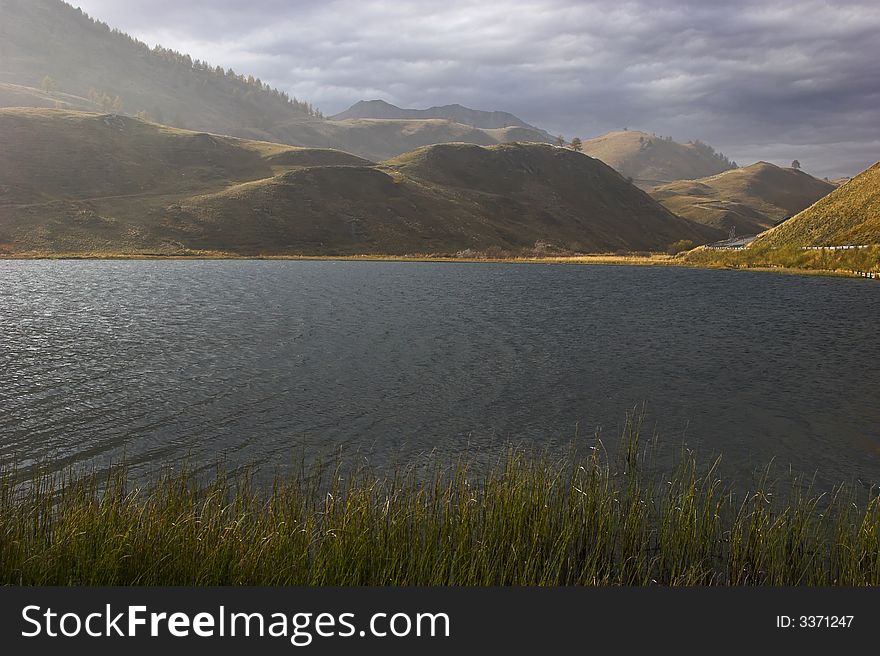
[{"left": 1, "top": 260, "right": 878, "bottom": 488}]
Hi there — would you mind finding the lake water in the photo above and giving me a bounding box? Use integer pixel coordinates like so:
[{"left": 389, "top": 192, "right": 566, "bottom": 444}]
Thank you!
[{"left": 1, "top": 260, "right": 878, "bottom": 488}]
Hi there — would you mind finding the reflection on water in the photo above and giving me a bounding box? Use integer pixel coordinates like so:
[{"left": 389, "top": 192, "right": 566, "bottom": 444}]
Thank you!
[{"left": 0, "top": 260, "right": 878, "bottom": 487}]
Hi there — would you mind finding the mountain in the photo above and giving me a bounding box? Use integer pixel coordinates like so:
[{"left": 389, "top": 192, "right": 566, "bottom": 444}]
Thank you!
[
  {"left": 753, "top": 161, "right": 880, "bottom": 247},
  {"left": 579, "top": 130, "right": 737, "bottom": 189},
  {"left": 268, "top": 117, "right": 552, "bottom": 162},
  {"left": 0, "top": 109, "right": 716, "bottom": 256},
  {"left": 0, "top": 0, "right": 550, "bottom": 161},
  {"left": 331, "top": 100, "right": 548, "bottom": 133},
  {"left": 651, "top": 162, "right": 836, "bottom": 235}
]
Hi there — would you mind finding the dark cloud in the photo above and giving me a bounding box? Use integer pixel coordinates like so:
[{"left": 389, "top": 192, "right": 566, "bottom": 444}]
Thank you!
[{"left": 71, "top": 0, "right": 880, "bottom": 177}]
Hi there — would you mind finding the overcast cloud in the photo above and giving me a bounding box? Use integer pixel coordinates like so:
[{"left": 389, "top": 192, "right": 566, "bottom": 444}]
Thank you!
[{"left": 70, "top": 0, "right": 880, "bottom": 177}]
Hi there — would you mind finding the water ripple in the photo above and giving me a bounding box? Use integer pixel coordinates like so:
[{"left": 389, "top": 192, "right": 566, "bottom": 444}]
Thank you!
[{"left": 0, "top": 260, "right": 878, "bottom": 487}]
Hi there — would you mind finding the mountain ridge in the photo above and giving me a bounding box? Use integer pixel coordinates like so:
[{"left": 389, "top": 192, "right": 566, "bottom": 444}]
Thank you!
[
  {"left": 0, "top": 0, "right": 552, "bottom": 162},
  {"left": 330, "top": 99, "right": 549, "bottom": 133}
]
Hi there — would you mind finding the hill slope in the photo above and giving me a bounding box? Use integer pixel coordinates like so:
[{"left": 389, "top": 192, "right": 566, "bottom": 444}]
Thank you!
[
  {"left": 0, "top": 109, "right": 717, "bottom": 255},
  {"left": 262, "top": 117, "right": 551, "bottom": 162},
  {"left": 651, "top": 162, "right": 836, "bottom": 235},
  {"left": 753, "top": 162, "right": 880, "bottom": 247},
  {"left": 0, "top": 0, "right": 319, "bottom": 126},
  {"left": 0, "top": 109, "right": 368, "bottom": 204},
  {"left": 0, "top": 0, "right": 550, "bottom": 161},
  {"left": 0, "top": 108, "right": 371, "bottom": 253},
  {"left": 580, "top": 131, "right": 737, "bottom": 189},
  {"left": 331, "top": 100, "right": 547, "bottom": 133}
]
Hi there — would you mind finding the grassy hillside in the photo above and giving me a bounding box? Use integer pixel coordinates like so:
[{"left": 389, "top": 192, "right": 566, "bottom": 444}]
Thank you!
[
  {"left": 0, "top": 0, "right": 550, "bottom": 161},
  {"left": 753, "top": 161, "right": 880, "bottom": 247},
  {"left": 651, "top": 162, "right": 835, "bottom": 235},
  {"left": 581, "top": 131, "right": 737, "bottom": 189},
  {"left": 682, "top": 161, "right": 880, "bottom": 275},
  {"left": 0, "top": 109, "right": 367, "bottom": 253},
  {"left": 0, "top": 109, "right": 716, "bottom": 256},
  {"left": 0, "top": 109, "right": 307, "bottom": 202},
  {"left": 184, "top": 142, "right": 717, "bottom": 255}
]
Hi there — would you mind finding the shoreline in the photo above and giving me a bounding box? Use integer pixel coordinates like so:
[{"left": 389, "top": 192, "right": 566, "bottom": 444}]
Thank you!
[{"left": 1, "top": 251, "right": 875, "bottom": 279}]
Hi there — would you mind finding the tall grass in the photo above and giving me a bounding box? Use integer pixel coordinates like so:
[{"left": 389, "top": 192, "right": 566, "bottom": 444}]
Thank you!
[
  {"left": 1, "top": 427, "right": 878, "bottom": 586},
  {"left": 685, "top": 244, "right": 880, "bottom": 275}
]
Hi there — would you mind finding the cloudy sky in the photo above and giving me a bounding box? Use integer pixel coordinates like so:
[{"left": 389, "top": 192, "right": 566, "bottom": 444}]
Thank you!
[{"left": 71, "top": 0, "right": 879, "bottom": 177}]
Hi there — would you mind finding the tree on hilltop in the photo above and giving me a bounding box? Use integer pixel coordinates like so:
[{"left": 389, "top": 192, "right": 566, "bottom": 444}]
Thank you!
[
  {"left": 40, "top": 76, "right": 58, "bottom": 93},
  {"left": 570, "top": 137, "right": 583, "bottom": 152}
]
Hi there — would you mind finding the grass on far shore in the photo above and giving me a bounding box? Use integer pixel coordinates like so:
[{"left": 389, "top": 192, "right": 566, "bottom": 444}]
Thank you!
[
  {"left": 684, "top": 244, "right": 880, "bottom": 277},
  {"left": 3, "top": 247, "right": 878, "bottom": 280},
  {"left": 0, "top": 249, "right": 674, "bottom": 266},
  {"left": 2, "top": 417, "right": 878, "bottom": 586}
]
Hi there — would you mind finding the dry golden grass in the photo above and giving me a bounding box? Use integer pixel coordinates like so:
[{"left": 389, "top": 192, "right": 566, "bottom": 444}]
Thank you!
[
  {"left": 0, "top": 113, "right": 712, "bottom": 256},
  {"left": 684, "top": 244, "right": 880, "bottom": 277},
  {"left": 580, "top": 130, "right": 735, "bottom": 188},
  {"left": 651, "top": 162, "right": 835, "bottom": 234},
  {"left": 756, "top": 162, "right": 880, "bottom": 247}
]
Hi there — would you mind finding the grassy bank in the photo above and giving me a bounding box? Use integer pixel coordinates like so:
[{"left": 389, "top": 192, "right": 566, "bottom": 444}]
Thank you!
[
  {"left": 684, "top": 244, "right": 880, "bottom": 277},
  {"left": 2, "top": 434, "right": 878, "bottom": 586},
  {"left": 3, "top": 249, "right": 878, "bottom": 280},
  {"left": 0, "top": 250, "right": 673, "bottom": 266}
]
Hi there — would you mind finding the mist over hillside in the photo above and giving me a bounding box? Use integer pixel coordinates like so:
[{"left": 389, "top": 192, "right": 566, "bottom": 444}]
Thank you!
[
  {"left": 0, "top": 0, "right": 552, "bottom": 161},
  {"left": 0, "top": 0, "right": 318, "bottom": 125}
]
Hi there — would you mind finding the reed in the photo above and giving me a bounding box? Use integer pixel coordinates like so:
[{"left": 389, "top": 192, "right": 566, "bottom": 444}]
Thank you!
[{"left": 1, "top": 426, "right": 877, "bottom": 586}]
